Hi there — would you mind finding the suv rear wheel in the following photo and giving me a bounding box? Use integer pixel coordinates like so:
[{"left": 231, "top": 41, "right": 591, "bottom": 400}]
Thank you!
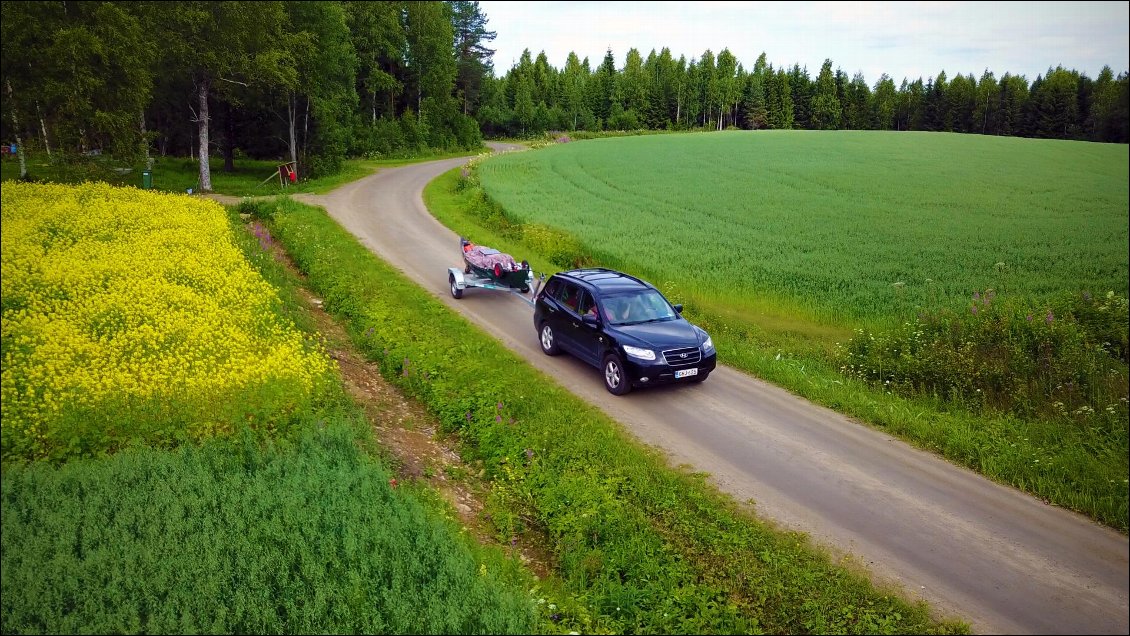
[
  {"left": 539, "top": 322, "right": 560, "bottom": 355},
  {"left": 602, "top": 353, "right": 631, "bottom": 395}
]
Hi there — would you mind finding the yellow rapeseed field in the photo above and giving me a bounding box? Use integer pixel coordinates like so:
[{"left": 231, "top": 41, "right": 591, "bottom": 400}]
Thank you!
[{"left": 1, "top": 182, "right": 332, "bottom": 461}]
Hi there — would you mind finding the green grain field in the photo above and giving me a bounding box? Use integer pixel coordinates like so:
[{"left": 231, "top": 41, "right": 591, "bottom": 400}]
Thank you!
[{"left": 477, "top": 131, "right": 1129, "bottom": 325}]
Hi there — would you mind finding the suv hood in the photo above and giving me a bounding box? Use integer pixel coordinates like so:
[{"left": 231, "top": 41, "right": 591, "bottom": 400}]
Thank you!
[{"left": 614, "top": 319, "right": 699, "bottom": 349}]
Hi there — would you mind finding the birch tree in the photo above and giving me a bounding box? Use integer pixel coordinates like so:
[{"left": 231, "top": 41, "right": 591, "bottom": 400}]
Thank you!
[
  {"left": 715, "top": 49, "right": 738, "bottom": 130},
  {"left": 561, "top": 52, "right": 589, "bottom": 130},
  {"left": 872, "top": 74, "right": 897, "bottom": 130},
  {"left": 809, "top": 59, "right": 841, "bottom": 130},
  {"left": 972, "top": 70, "right": 997, "bottom": 134},
  {"left": 156, "top": 1, "right": 287, "bottom": 191}
]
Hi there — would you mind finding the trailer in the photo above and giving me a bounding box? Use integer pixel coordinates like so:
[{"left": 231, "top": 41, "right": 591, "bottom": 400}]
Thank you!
[{"left": 448, "top": 237, "right": 545, "bottom": 305}]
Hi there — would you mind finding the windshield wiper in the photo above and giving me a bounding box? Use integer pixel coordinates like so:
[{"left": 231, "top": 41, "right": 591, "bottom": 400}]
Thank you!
[{"left": 621, "top": 317, "right": 669, "bottom": 326}]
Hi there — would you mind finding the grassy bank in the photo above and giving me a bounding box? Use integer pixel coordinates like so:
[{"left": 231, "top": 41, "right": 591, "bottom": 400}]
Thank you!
[{"left": 255, "top": 196, "right": 967, "bottom": 634}]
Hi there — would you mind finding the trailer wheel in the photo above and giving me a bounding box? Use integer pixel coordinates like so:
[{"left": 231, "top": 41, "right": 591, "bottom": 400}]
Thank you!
[{"left": 449, "top": 273, "right": 463, "bottom": 299}]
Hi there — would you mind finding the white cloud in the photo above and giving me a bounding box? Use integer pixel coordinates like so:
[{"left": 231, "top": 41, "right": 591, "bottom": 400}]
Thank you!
[{"left": 478, "top": 0, "right": 1129, "bottom": 83}]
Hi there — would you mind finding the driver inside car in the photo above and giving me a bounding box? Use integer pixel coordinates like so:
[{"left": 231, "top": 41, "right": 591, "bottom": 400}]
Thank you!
[{"left": 603, "top": 298, "right": 632, "bottom": 322}]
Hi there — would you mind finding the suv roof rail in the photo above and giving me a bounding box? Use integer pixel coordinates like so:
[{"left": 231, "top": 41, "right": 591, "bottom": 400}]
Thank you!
[{"left": 562, "top": 267, "right": 653, "bottom": 290}]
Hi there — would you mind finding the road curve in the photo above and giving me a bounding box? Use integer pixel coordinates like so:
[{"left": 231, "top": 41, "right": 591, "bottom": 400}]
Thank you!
[{"left": 293, "top": 146, "right": 1129, "bottom": 635}]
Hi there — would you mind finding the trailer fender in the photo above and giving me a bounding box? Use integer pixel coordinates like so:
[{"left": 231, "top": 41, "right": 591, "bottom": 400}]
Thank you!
[{"left": 448, "top": 267, "right": 466, "bottom": 299}]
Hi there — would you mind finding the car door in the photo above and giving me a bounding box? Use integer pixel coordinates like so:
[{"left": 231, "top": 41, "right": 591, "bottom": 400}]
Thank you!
[
  {"left": 569, "top": 289, "right": 604, "bottom": 366},
  {"left": 535, "top": 277, "right": 562, "bottom": 327},
  {"left": 550, "top": 281, "right": 583, "bottom": 355}
]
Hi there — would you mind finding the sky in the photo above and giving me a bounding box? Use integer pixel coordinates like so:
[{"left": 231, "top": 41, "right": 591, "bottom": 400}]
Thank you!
[{"left": 476, "top": 1, "right": 1130, "bottom": 84}]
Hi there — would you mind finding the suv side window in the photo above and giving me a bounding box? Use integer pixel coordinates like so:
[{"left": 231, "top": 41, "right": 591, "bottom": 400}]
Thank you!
[
  {"left": 541, "top": 277, "right": 561, "bottom": 300},
  {"left": 576, "top": 290, "right": 598, "bottom": 318},
  {"left": 555, "top": 281, "right": 581, "bottom": 313}
]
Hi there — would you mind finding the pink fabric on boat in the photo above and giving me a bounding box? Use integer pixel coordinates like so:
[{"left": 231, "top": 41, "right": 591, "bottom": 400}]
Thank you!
[{"left": 465, "top": 246, "right": 517, "bottom": 271}]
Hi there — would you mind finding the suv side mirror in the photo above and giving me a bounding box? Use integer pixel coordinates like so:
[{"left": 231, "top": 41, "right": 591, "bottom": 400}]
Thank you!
[
  {"left": 673, "top": 303, "right": 683, "bottom": 314},
  {"left": 581, "top": 313, "right": 600, "bottom": 327}
]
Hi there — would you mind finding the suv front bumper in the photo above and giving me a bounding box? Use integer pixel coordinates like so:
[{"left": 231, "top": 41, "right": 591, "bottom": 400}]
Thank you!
[{"left": 623, "top": 350, "right": 717, "bottom": 386}]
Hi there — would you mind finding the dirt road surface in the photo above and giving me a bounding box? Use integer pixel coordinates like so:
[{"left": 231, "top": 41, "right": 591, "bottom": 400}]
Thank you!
[{"left": 288, "top": 145, "right": 1128, "bottom": 634}]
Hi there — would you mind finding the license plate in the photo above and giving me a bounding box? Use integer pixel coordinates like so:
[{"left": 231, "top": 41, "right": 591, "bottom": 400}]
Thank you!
[{"left": 675, "top": 368, "right": 698, "bottom": 379}]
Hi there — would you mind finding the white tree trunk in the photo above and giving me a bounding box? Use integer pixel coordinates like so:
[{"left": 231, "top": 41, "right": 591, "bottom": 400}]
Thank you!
[
  {"left": 6, "top": 80, "right": 27, "bottom": 179},
  {"left": 140, "top": 111, "right": 152, "bottom": 170},
  {"left": 287, "top": 93, "right": 297, "bottom": 163},
  {"left": 197, "top": 79, "right": 212, "bottom": 192},
  {"left": 36, "top": 100, "right": 50, "bottom": 156}
]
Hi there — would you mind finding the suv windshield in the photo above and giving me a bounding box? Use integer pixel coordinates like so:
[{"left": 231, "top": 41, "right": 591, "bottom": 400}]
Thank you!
[{"left": 601, "top": 290, "right": 677, "bottom": 325}]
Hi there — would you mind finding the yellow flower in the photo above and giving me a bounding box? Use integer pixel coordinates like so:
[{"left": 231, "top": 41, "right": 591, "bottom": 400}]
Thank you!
[{"left": 2, "top": 183, "right": 333, "bottom": 460}]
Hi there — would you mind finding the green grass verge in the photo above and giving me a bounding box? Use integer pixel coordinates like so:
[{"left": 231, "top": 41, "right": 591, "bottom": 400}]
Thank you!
[
  {"left": 258, "top": 196, "right": 968, "bottom": 634},
  {"left": 424, "top": 167, "right": 1130, "bottom": 533}
]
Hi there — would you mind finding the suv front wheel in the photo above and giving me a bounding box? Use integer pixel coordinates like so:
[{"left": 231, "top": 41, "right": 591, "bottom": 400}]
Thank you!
[{"left": 602, "top": 353, "right": 632, "bottom": 395}]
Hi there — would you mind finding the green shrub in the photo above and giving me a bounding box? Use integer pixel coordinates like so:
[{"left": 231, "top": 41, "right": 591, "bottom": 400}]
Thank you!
[
  {"left": 350, "top": 116, "right": 407, "bottom": 158},
  {"left": 521, "top": 223, "right": 590, "bottom": 269},
  {"left": 238, "top": 197, "right": 267, "bottom": 219},
  {"left": 839, "top": 290, "right": 1129, "bottom": 420},
  {"left": 1067, "top": 290, "right": 1130, "bottom": 363}
]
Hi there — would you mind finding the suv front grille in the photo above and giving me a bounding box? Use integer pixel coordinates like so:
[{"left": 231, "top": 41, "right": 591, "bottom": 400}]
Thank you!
[{"left": 662, "top": 347, "right": 701, "bottom": 366}]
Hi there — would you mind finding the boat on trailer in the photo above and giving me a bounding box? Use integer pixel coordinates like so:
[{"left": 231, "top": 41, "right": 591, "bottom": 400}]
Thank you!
[{"left": 448, "top": 237, "right": 543, "bottom": 303}]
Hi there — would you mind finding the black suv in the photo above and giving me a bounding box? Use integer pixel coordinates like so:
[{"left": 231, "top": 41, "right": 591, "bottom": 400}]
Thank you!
[{"left": 532, "top": 268, "right": 716, "bottom": 395}]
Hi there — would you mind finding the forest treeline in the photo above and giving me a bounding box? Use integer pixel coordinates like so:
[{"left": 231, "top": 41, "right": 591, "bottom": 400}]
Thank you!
[
  {"left": 2, "top": 1, "right": 1126, "bottom": 190},
  {"left": 484, "top": 48, "right": 1129, "bottom": 143},
  {"left": 1, "top": 1, "right": 493, "bottom": 189}
]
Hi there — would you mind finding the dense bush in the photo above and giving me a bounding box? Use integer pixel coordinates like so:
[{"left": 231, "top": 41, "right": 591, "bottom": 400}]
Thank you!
[
  {"left": 348, "top": 108, "right": 482, "bottom": 160},
  {"left": 839, "top": 290, "right": 1129, "bottom": 420}
]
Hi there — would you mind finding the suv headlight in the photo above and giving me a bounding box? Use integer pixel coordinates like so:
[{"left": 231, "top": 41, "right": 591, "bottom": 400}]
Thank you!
[
  {"left": 702, "top": 336, "right": 714, "bottom": 353},
  {"left": 622, "top": 345, "right": 656, "bottom": 361}
]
